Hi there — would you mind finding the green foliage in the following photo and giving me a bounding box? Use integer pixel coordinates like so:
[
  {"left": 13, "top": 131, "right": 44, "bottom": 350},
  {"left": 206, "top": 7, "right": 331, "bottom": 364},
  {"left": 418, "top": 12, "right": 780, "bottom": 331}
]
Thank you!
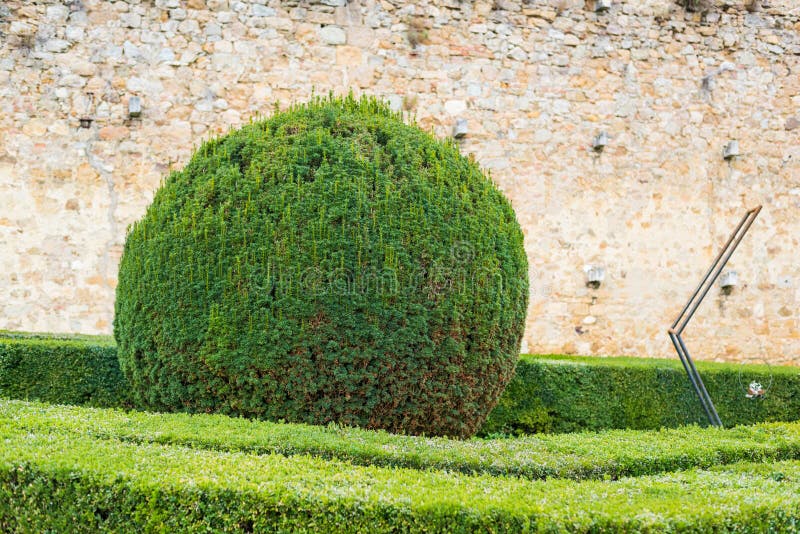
[
  {"left": 114, "top": 94, "right": 529, "bottom": 438},
  {"left": 482, "top": 354, "right": 800, "bottom": 435},
  {"left": 6, "top": 398, "right": 800, "bottom": 482},
  {"left": 2, "top": 332, "right": 799, "bottom": 437},
  {"left": 0, "top": 337, "right": 127, "bottom": 408},
  {"left": 0, "top": 330, "right": 114, "bottom": 344},
  {"left": 3, "top": 417, "right": 800, "bottom": 532}
]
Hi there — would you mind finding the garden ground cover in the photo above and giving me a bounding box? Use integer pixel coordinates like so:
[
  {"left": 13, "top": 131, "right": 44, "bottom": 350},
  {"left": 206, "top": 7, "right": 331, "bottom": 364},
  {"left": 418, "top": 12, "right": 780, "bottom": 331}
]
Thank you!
[
  {"left": 3, "top": 338, "right": 800, "bottom": 531},
  {"left": 2, "top": 414, "right": 800, "bottom": 532},
  {"left": 4, "top": 399, "right": 800, "bottom": 482}
]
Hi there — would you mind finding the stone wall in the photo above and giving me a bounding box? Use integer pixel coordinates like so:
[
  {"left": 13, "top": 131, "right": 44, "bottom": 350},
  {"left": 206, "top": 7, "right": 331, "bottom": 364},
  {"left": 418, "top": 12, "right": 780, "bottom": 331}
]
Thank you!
[{"left": 1, "top": 0, "right": 799, "bottom": 363}]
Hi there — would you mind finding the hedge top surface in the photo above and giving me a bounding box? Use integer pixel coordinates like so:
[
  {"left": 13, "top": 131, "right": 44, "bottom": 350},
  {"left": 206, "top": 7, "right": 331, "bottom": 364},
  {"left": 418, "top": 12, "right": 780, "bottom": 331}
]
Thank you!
[
  {"left": 0, "top": 331, "right": 115, "bottom": 347},
  {"left": 6, "top": 399, "right": 800, "bottom": 482},
  {"left": 524, "top": 353, "right": 797, "bottom": 375},
  {"left": 114, "top": 95, "right": 529, "bottom": 438},
  {"left": 4, "top": 420, "right": 800, "bottom": 532}
]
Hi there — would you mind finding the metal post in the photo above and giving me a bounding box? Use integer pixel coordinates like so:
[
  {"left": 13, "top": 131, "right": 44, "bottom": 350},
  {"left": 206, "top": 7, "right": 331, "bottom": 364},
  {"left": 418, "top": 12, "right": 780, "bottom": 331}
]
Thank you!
[
  {"left": 668, "top": 206, "right": 761, "bottom": 427},
  {"left": 669, "top": 331, "right": 715, "bottom": 424}
]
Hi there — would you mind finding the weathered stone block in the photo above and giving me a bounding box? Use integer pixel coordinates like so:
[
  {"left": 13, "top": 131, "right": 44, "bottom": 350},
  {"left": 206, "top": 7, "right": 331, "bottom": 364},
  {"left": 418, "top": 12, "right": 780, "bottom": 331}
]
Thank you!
[
  {"left": 336, "top": 45, "right": 362, "bottom": 65},
  {"left": 319, "top": 25, "right": 346, "bottom": 45}
]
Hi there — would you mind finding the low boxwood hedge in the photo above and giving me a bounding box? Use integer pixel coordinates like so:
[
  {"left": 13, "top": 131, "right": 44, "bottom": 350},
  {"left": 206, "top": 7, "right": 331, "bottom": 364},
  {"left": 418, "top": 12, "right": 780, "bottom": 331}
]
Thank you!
[
  {"left": 5, "top": 399, "right": 800, "bottom": 482},
  {"left": 2, "top": 332, "right": 798, "bottom": 435},
  {"left": 482, "top": 354, "right": 800, "bottom": 435},
  {"left": 2, "top": 422, "right": 800, "bottom": 532},
  {"left": 0, "top": 334, "right": 126, "bottom": 408}
]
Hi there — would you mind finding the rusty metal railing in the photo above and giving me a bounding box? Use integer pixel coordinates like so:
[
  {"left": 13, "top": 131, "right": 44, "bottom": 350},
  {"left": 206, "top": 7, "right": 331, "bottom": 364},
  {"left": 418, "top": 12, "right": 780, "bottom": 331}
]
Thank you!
[{"left": 668, "top": 205, "right": 762, "bottom": 427}]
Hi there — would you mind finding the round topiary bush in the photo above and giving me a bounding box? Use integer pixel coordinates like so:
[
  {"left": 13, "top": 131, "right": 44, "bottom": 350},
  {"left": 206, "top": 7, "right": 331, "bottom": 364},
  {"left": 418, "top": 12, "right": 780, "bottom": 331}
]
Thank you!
[{"left": 114, "top": 95, "right": 528, "bottom": 438}]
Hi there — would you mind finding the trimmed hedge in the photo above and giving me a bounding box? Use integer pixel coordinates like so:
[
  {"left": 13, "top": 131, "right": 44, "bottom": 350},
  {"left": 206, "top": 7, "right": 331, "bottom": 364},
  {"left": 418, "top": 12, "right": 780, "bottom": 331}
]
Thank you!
[
  {"left": 0, "top": 330, "right": 114, "bottom": 343},
  {"left": 2, "top": 333, "right": 798, "bottom": 435},
  {"left": 3, "top": 422, "right": 800, "bottom": 532},
  {"left": 114, "top": 95, "right": 528, "bottom": 438},
  {"left": 482, "top": 354, "right": 800, "bottom": 435},
  {"left": 5, "top": 399, "right": 800, "bottom": 482},
  {"left": 0, "top": 335, "right": 126, "bottom": 409}
]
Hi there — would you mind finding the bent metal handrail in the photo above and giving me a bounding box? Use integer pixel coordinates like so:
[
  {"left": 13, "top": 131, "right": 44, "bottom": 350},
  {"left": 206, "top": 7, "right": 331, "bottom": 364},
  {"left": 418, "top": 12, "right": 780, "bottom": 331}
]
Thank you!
[{"left": 668, "top": 205, "right": 762, "bottom": 427}]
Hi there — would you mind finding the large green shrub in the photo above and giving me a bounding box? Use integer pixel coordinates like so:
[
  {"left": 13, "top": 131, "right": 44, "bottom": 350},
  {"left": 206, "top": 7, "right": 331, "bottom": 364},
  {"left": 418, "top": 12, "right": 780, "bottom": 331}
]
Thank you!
[{"left": 114, "top": 95, "right": 529, "bottom": 437}]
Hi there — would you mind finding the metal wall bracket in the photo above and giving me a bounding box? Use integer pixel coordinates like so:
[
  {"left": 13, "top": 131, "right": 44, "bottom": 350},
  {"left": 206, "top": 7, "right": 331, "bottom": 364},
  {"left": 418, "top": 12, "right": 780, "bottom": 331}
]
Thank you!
[{"left": 668, "top": 205, "right": 762, "bottom": 427}]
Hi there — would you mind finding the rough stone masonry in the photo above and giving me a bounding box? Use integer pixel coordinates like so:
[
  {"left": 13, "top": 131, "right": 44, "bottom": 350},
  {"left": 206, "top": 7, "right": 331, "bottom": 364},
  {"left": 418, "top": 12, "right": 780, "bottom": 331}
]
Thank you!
[{"left": 0, "top": 0, "right": 798, "bottom": 363}]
